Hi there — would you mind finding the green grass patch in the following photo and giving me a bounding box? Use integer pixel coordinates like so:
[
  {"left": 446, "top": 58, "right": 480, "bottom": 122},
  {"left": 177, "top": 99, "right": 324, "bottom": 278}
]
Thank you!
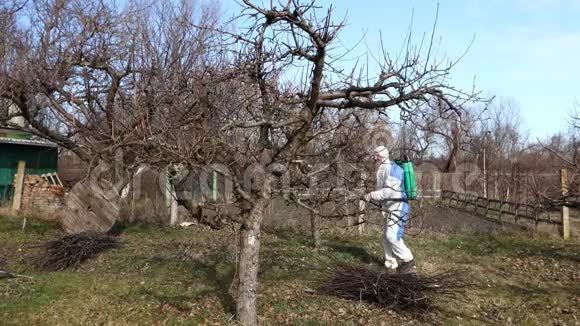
[{"left": 1, "top": 216, "right": 578, "bottom": 325}]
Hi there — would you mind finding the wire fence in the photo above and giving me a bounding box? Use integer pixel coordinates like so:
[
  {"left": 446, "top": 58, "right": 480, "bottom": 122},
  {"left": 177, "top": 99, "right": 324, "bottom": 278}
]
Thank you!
[{"left": 441, "top": 190, "right": 563, "bottom": 226}]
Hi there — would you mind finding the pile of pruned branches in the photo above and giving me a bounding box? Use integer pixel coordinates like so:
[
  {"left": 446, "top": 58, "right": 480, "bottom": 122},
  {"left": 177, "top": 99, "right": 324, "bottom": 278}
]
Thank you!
[
  {"left": 318, "top": 265, "right": 462, "bottom": 314},
  {"left": 34, "top": 232, "right": 120, "bottom": 271}
]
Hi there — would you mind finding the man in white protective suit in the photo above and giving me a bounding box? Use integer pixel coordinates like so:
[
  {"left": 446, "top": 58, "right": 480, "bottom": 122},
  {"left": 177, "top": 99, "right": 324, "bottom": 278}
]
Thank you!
[{"left": 363, "top": 145, "right": 416, "bottom": 274}]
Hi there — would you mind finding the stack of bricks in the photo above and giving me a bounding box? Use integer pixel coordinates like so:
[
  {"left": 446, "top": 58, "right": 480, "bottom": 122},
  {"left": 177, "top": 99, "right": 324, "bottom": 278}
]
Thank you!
[{"left": 15, "top": 175, "right": 65, "bottom": 211}]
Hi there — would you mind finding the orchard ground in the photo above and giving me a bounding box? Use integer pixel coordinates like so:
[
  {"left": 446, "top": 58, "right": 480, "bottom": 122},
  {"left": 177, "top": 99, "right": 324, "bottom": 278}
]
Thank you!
[{"left": 1, "top": 202, "right": 579, "bottom": 325}]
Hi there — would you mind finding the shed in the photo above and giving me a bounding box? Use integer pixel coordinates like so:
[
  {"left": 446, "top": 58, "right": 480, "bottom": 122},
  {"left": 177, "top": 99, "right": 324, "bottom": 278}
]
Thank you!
[{"left": 0, "top": 128, "right": 58, "bottom": 203}]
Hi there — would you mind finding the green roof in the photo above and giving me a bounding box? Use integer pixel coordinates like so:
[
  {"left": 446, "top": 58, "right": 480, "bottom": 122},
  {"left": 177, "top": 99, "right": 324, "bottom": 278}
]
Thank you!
[{"left": 0, "top": 128, "right": 56, "bottom": 148}]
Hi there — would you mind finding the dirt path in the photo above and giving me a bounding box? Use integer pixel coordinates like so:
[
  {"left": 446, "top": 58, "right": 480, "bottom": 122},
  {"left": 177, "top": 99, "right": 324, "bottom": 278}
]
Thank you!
[{"left": 410, "top": 202, "right": 524, "bottom": 234}]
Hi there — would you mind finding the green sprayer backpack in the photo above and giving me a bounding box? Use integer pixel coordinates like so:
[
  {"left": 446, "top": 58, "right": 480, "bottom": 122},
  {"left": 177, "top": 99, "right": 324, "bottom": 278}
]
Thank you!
[{"left": 394, "top": 159, "right": 417, "bottom": 200}]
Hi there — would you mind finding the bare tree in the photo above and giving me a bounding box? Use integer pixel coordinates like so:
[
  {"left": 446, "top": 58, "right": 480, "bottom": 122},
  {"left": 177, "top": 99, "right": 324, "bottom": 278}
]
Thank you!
[
  {"left": 529, "top": 103, "right": 580, "bottom": 204},
  {"left": 214, "top": 2, "right": 480, "bottom": 323},
  {"left": 0, "top": 0, "right": 228, "bottom": 227},
  {"left": 458, "top": 98, "right": 525, "bottom": 198},
  {"left": 1, "top": 1, "right": 480, "bottom": 324}
]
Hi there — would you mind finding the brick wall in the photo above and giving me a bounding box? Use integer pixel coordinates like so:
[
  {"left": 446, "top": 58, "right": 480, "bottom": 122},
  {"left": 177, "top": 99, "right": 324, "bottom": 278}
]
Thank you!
[{"left": 15, "top": 175, "right": 65, "bottom": 211}]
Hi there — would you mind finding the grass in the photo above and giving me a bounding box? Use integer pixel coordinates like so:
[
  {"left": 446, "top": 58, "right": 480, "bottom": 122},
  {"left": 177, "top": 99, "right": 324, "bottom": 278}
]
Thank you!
[{"left": 1, "top": 215, "right": 579, "bottom": 325}]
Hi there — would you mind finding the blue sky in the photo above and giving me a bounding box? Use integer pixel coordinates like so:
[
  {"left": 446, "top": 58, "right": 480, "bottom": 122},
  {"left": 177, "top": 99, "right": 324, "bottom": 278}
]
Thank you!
[{"left": 221, "top": 0, "right": 580, "bottom": 138}]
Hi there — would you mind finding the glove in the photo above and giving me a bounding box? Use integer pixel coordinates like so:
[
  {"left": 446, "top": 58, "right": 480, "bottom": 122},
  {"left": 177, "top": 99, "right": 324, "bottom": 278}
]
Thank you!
[
  {"left": 363, "top": 193, "right": 372, "bottom": 202},
  {"left": 359, "top": 193, "right": 372, "bottom": 211}
]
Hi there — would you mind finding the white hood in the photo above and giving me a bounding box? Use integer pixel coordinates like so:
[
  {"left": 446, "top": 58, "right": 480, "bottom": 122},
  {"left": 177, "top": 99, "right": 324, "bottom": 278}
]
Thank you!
[{"left": 374, "top": 145, "right": 390, "bottom": 163}]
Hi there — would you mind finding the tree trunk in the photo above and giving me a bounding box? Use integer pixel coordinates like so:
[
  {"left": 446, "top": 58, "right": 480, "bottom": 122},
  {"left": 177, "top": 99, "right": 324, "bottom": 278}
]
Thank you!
[
  {"left": 310, "top": 213, "right": 321, "bottom": 248},
  {"left": 236, "top": 198, "right": 268, "bottom": 326},
  {"left": 62, "top": 177, "right": 121, "bottom": 234}
]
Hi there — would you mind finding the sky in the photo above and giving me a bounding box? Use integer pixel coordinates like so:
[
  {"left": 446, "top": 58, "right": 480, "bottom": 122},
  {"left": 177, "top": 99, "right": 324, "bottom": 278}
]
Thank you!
[{"left": 221, "top": 0, "right": 580, "bottom": 139}]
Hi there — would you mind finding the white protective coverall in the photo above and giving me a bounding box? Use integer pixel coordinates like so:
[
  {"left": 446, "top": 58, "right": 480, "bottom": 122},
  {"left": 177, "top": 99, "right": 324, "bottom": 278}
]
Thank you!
[{"left": 366, "top": 146, "right": 414, "bottom": 269}]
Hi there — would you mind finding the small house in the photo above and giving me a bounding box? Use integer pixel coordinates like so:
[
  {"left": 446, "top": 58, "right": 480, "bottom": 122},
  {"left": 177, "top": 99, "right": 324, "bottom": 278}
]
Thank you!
[{"left": 0, "top": 128, "right": 58, "bottom": 204}]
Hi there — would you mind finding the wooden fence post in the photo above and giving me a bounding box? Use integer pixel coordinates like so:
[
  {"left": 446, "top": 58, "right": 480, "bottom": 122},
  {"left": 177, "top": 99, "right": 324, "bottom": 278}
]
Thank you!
[
  {"left": 560, "top": 169, "right": 570, "bottom": 240},
  {"left": 11, "top": 161, "right": 26, "bottom": 229},
  {"left": 11, "top": 160, "right": 26, "bottom": 214},
  {"left": 357, "top": 199, "right": 365, "bottom": 236},
  {"left": 485, "top": 199, "right": 490, "bottom": 217}
]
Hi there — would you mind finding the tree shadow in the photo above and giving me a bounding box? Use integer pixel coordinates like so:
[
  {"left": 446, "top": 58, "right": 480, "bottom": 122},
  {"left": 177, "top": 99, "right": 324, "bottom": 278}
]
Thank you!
[
  {"left": 188, "top": 251, "right": 237, "bottom": 315},
  {"left": 325, "top": 242, "right": 383, "bottom": 265},
  {"left": 513, "top": 245, "right": 580, "bottom": 263},
  {"left": 126, "top": 245, "right": 237, "bottom": 316},
  {"left": 502, "top": 283, "right": 550, "bottom": 296},
  {"left": 139, "top": 290, "right": 199, "bottom": 313},
  {"left": 108, "top": 221, "right": 162, "bottom": 235},
  {"left": 269, "top": 228, "right": 311, "bottom": 247}
]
